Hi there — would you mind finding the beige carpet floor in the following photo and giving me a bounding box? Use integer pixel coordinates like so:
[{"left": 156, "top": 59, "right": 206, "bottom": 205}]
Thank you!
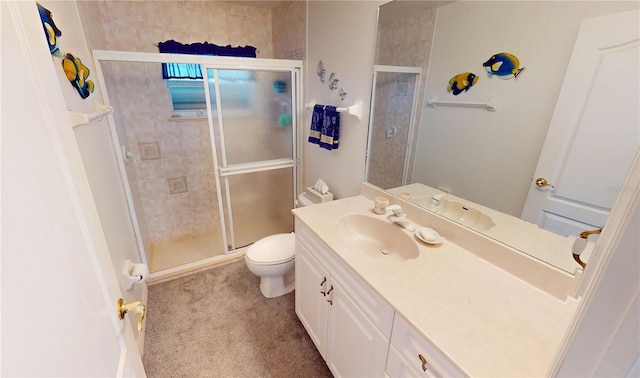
[{"left": 142, "top": 258, "right": 333, "bottom": 378}]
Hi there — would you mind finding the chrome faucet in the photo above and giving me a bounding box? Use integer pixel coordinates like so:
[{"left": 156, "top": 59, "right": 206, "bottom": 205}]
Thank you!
[
  {"left": 384, "top": 205, "right": 416, "bottom": 232},
  {"left": 425, "top": 193, "right": 445, "bottom": 211}
]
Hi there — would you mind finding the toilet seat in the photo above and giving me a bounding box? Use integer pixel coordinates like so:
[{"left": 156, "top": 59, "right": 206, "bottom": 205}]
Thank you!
[{"left": 245, "top": 233, "right": 295, "bottom": 266}]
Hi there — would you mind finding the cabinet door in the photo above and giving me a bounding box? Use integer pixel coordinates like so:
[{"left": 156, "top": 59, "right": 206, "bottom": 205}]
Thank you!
[
  {"left": 295, "top": 242, "right": 329, "bottom": 357},
  {"left": 325, "top": 274, "right": 390, "bottom": 378}
]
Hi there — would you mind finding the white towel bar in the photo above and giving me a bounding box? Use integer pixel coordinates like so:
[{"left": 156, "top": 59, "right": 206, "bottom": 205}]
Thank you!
[
  {"left": 68, "top": 101, "right": 114, "bottom": 127},
  {"left": 305, "top": 99, "right": 363, "bottom": 121},
  {"left": 428, "top": 96, "right": 499, "bottom": 112}
]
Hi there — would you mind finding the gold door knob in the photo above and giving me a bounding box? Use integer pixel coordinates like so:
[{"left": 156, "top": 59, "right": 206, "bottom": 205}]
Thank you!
[
  {"left": 117, "top": 298, "right": 146, "bottom": 332},
  {"left": 535, "top": 177, "right": 554, "bottom": 188}
]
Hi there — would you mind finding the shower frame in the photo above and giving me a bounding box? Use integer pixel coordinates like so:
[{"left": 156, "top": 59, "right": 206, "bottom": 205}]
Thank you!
[{"left": 91, "top": 50, "right": 303, "bottom": 276}]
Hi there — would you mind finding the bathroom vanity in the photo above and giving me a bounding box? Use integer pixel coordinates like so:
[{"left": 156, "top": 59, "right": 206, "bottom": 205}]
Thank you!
[{"left": 292, "top": 183, "right": 580, "bottom": 377}]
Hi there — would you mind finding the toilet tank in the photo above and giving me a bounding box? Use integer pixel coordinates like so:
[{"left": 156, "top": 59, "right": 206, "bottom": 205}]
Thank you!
[{"left": 296, "top": 192, "right": 316, "bottom": 207}]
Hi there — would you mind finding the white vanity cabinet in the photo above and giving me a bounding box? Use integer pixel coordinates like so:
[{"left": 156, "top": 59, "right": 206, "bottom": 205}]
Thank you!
[
  {"left": 295, "top": 221, "right": 394, "bottom": 378},
  {"left": 386, "top": 315, "right": 466, "bottom": 377}
]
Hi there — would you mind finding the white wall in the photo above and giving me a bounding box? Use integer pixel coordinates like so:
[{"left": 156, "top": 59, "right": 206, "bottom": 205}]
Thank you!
[
  {"left": 304, "top": 0, "right": 385, "bottom": 199},
  {"left": 413, "top": 1, "right": 639, "bottom": 216}
]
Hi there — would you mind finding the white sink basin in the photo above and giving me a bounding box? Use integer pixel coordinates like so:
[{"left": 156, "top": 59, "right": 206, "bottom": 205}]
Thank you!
[
  {"left": 411, "top": 196, "right": 495, "bottom": 231},
  {"left": 336, "top": 214, "right": 419, "bottom": 261},
  {"left": 438, "top": 200, "right": 495, "bottom": 231}
]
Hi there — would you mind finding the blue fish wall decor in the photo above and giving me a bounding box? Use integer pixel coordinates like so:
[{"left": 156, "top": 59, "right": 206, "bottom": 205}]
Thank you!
[
  {"left": 62, "top": 53, "right": 95, "bottom": 99},
  {"left": 37, "top": 3, "right": 62, "bottom": 56},
  {"left": 447, "top": 72, "right": 479, "bottom": 95},
  {"left": 483, "top": 52, "right": 525, "bottom": 79}
]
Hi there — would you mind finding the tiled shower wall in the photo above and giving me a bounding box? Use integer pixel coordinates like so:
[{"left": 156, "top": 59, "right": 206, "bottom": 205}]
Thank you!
[
  {"left": 273, "top": 1, "right": 306, "bottom": 60},
  {"left": 78, "top": 1, "right": 305, "bottom": 248},
  {"left": 373, "top": 9, "right": 436, "bottom": 187}
]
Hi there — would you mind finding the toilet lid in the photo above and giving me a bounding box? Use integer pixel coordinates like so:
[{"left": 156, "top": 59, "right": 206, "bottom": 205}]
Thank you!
[{"left": 245, "top": 233, "right": 295, "bottom": 265}]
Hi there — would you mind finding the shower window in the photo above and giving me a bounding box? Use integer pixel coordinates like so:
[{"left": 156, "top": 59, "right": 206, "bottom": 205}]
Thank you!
[{"left": 167, "top": 70, "right": 255, "bottom": 118}]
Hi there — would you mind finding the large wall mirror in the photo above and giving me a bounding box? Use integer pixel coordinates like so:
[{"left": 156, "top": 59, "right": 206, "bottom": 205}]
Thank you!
[{"left": 367, "top": 1, "right": 640, "bottom": 274}]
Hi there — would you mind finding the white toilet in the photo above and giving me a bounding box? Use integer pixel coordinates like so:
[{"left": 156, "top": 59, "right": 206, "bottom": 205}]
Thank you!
[{"left": 245, "top": 192, "right": 317, "bottom": 298}]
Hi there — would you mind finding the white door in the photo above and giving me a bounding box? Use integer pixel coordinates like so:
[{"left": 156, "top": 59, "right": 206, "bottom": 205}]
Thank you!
[
  {"left": 521, "top": 9, "right": 640, "bottom": 237},
  {"left": 35, "top": 0, "right": 150, "bottom": 349},
  {"left": 1, "top": 2, "right": 145, "bottom": 376}
]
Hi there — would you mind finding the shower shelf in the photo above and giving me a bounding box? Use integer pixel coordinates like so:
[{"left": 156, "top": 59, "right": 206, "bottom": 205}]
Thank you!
[
  {"left": 428, "top": 96, "right": 499, "bottom": 112},
  {"left": 67, "top": 101, "right": 114, "bottom": 127},
  {"left": 305, "top": 99, "right": 363, "bottom": 121}
]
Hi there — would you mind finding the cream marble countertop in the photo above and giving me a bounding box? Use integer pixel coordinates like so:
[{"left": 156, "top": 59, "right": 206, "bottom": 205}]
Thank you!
[{"left": 292, "top": 192, "right": 579, "bottom": 377}]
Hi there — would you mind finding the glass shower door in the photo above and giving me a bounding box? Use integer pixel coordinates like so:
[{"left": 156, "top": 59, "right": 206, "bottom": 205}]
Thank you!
[{"left": 205, "top": 67, "right": 298, "bottom": 250}]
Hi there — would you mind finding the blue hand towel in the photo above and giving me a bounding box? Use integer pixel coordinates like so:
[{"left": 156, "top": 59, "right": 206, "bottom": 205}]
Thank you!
[
  {"left": 320, "top": 106, "right": 340, "bottom": 150},
  {"left": 308, "top": 104, "right": 324, "bottom": 145}
]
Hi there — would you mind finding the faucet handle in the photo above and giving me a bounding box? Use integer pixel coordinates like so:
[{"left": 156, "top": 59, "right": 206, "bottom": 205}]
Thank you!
[{"left": 385, "top": 204, "right": 404, "bottom": 216}]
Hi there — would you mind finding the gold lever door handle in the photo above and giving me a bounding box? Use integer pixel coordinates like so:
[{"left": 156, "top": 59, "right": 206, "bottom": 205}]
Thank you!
[
  {"left": 117, "top": 298, "right": 146, "bottom": 332},
  {"left": 535, "top": 177, "right": 554, "bottom": 188}
]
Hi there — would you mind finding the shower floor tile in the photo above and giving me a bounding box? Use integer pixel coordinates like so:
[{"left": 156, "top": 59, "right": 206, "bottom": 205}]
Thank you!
[{"left": 150, "top": 234, "right": 224, "bottom": 273}]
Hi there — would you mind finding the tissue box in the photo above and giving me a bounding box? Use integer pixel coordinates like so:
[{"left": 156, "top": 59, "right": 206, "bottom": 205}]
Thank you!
[{"left": 305, "top": 186, "right": 334, "bottom": 203}]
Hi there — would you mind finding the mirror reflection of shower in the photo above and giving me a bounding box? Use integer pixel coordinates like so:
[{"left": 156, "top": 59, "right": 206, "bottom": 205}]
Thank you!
[{"left": 366, "top": 66, "right": 422, "bottom": 189}]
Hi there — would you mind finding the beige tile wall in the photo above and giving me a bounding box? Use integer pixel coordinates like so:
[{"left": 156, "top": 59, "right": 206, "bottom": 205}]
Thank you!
[
  {"left": 79, "top": 1, "right": 274, "bottom": 56},
  {"left": 78, "top": 1, "right": 304, "bottom": 247},
  {"left": 273, "top": 1, "right": 306, "bottom": 60}
]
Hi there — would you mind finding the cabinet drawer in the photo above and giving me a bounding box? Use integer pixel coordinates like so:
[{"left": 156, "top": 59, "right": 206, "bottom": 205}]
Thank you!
[
  {"left": 386, "top": 344, "right": 437, "bottom": 378},
  {"left": 295, "top": 220, "right": 395, "bottom": 337},
  {"left": 389, "top": 315, "right": 466, "bottom": 377}
]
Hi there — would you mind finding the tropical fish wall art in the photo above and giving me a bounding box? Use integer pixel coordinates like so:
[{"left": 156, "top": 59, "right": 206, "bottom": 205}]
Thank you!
[
  {"left": 36, "top": 3, "right": 95, "bottom": 99},
  {"left": 447, "top": 72, "right": 479, "bottom": 95},
  {"left": 37, "top": 3, "right": 62, "bottom": 56},
  {"left": 483, "top": 52, "right": 525, "bottom": 79},
  {"left": 62, "top": 53, "right": 95, "bottom": 99}
]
